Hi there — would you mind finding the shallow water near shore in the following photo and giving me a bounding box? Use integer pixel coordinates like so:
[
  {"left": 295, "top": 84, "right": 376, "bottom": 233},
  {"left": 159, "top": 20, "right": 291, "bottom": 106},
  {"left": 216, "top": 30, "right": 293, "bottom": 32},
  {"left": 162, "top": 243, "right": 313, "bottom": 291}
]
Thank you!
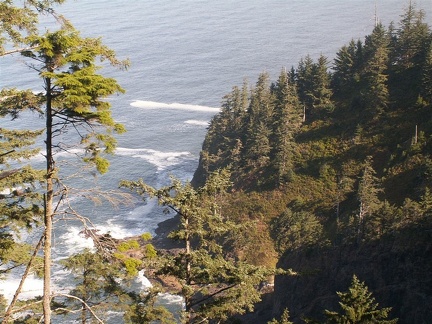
[{"left": 1, "top": 0, "right": 431, "bottom": 322}]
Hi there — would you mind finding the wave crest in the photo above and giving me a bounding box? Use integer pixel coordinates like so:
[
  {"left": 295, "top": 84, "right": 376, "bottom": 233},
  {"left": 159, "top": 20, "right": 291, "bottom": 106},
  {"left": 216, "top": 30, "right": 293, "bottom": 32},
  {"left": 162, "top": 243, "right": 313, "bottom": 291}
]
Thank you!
[
  {"left": 184, "top": 119, "right": 209, "bottom": 126},
  {"left": 116, "top": 147, "right": 192, "bottom": 170},
  {"left": 130, "top": 100, "right": 220, "bottom": 112}
]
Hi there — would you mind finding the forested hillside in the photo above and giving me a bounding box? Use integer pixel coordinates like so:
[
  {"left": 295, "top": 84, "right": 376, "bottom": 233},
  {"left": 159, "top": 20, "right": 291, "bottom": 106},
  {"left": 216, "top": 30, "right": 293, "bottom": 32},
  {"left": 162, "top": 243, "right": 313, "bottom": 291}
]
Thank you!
[{"left": 193, "top": 4, "right": 432, "bottom": 323}]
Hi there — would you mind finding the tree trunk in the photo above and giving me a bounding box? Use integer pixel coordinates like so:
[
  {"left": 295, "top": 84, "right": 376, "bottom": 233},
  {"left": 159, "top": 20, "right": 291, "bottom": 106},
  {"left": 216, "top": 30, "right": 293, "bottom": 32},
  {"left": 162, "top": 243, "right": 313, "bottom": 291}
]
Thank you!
[
  {"left": 43, "top": 76, "right": 54, "bottom": 324},
  {"left": 184, "top": 214, "right": 192, "bottom": 324}
]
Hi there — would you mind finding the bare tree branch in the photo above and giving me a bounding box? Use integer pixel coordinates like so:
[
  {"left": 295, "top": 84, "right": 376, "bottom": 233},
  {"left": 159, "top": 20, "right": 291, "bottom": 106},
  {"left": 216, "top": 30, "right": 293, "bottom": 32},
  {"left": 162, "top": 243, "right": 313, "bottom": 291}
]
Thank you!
[
  {"left": 3, "top": 235, "right": 44, "bottom": 323},
  {"left": 53, "top": 293, "right": 105, "bottom": 323}
]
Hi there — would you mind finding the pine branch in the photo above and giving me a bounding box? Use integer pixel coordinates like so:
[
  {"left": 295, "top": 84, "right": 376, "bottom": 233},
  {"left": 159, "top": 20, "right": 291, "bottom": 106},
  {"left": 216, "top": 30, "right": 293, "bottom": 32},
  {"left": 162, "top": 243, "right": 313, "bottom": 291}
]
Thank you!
[
  {"left": 0, "top": 169, "right": 20, "bottom": 181},
  {"left": 189, "top": 283, "right": 237, "bottom": 309},
  {"left": 1, "top": 46, "right": 38, "bottom": 56}
]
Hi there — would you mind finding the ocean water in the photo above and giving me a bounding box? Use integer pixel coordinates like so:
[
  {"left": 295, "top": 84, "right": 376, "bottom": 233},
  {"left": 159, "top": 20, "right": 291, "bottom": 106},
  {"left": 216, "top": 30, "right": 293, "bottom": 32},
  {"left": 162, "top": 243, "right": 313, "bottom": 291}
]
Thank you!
[{"left": 1, "top": 0, "right": 431, "bottom": 321}]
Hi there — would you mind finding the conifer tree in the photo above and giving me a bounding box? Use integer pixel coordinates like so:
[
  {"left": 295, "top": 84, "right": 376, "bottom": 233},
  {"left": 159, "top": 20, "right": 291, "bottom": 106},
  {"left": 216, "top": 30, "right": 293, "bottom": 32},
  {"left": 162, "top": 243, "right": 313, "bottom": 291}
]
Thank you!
[
  {"left": 268, "top": 308, "right": 293, "bottom": 324},
  {"left": 390, "top": 2, "right": 431, "bottom": 103},
  {"left": 1, "top": 2, "right": 67, "bottom": 320},
  {"left": 0, "top": 125, "right": 44, "bottom": 275},
  {"left": 332, "top": 40, "right": 364, "bottom": 107},
  {"left": 312, "top": 55, "right": 334, "bottom": 112},
  {"left": 0, "top": 0, "right": 67, "bottom": 55},
  {"left": 60, "top": 247, "right": 173, "bottom": 324},
  {"left": 244, "top": 72, "right": 274, "bottom": 171},
  {"left": 297, "top": 55, "right": 315, "bottom": 115},
  {"left": 357, "top": 156, "right": 382, "bottom": 240},
  {"left": 325, "top": 275, "right": 397, "bottom": 323},
  {"left": 271, "top": 208, "right": 325, "bottom": 254},
  {"left": 121, "top": 169, "right": 282, "bottom": 323},
  {"left": 271, "top": 68, "right": 301, "bottom": 185},
  {"left": 202, "top": 81, "right": 249, "bottom": 174},
  {"left": 1, "top": 23, "right": 128, "bottom": 322},
  {"left": 61, "top": 249, "right": 125, "bottom": 323},
  {"left": 362, "top": 23, "right": 390, "bottom": 116},
  {"left": 421, "top": 41, "right": 432, "bottom": 104},
  {"left": 297, "top": 55, "right": 333, "bottom": 118}
]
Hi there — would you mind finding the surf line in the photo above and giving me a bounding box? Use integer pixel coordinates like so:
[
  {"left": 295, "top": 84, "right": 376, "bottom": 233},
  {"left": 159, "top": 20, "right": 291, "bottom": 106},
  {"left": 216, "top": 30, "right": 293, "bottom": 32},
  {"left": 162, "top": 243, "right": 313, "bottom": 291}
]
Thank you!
[{"left": 130, "top": 100, "right": 220, "bottom": 112}]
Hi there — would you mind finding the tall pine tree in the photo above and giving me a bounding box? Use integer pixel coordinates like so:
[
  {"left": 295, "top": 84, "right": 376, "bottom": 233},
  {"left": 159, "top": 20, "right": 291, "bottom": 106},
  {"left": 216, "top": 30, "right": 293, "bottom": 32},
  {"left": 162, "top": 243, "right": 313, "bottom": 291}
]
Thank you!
[
  {"left": 271, "top": 68, "right": 301, "bottom": 186},
  {"left": 2, "top": 24, "right": 128, "bottom": 323}
]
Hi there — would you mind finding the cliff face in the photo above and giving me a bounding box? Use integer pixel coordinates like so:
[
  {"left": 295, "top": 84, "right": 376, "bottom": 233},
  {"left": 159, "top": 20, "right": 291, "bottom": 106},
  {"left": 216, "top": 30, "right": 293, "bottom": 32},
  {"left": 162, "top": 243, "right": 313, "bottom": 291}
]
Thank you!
[{"left": 273, "top": 222, "right": 432, "bottom": 323}]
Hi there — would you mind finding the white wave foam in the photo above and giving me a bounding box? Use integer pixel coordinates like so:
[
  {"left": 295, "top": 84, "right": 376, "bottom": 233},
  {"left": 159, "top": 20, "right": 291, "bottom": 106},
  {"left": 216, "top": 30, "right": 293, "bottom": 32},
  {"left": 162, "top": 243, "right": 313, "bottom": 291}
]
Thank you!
[
  {"left": 130, "top": 100, "right": 220, "bottom": 112},
  {"left": 55, "top": 220, "right": 142, "bottom": 259},
  {"left": 57, "top": 226, "right": 95, "bottom": 256},
  {"left": 184, "top": 119, "right": 209, "bottom": 126},
  {"left": 116, "top": 147, "right": 192, "bottom": 170},
  {"left": 94, "top": 219, "right": 145, "bottom": 240},
  {"left": 0, "top": 274, "right": 43, "bottom": 302},
  {"left": 135, "top": 270, "right": 152, "bottom": 289}
]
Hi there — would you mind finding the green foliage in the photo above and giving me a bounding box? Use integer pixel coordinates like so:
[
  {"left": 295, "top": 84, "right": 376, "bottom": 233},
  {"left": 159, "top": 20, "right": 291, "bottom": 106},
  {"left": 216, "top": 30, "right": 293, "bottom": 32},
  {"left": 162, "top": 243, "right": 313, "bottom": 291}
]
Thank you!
[
  {"left": 324, "top": 275, "right": 398, "bottom": 323},
  {"left": 1, "top": 3, "right": 129, "bottom": 322},
  {"left": 60, "top": 249, "right": 127, "bottom": 322},
  {"left": 122, "top": 169, "right": 287, "bottom": 323},
  {"left": 123, "top": 289, "right": 176, "bottom": 324},
  {"left": 141, "top": 232, "right": 153, "bottom": 241},
  {"left": 0, "top": 0, "right": 67, "bottom": 54},
  {"left": 191, "top": 8, "right": 432, "bottom": 321},
  {"left": 144, "top": 244, "right": 157, "bottom": 259},
  {"left": 268, "top": 308, "right": 293, "bottom": 324},
  {"left": 117, "top": 239, "right": 140, "bottom": 252},
  {"left": 271, "top": 208, "right": 327, "bottom": 254},
  {"left": 0, "top": 294, "right": 6, "bottom": 316},
  {"left": 60, "top": 248, "right": 171, "bottom": 323},
  {"left": 197, "top": 3, "right": 432, "bottom": 244},
  {"left": 123, "top": 257, "right": 142, "bottom": 276},
  {"left": 20, "top": 26, "right": 128, "bottom": 175},
  {"left": 112, "top": 252, "right": 142, "bottom": 277}
]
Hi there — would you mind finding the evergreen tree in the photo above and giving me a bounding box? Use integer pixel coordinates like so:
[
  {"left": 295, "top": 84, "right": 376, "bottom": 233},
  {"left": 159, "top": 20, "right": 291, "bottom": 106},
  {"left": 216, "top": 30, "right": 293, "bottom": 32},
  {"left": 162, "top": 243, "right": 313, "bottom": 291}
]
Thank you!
[
  {"left": 325, "top": 275, "right": 397, "bottom": 323},
  {"left": 271, "top": 208, "right": 325, "bottom": 254},
  {"left": 1, "top": 24, "right": 128, "bottom": 322},
  {"left": 124, "top": 290, "right": 176, "bottom": 324},
  {"left": 0, "top": 0, "right": 67, "bottom": 55},
  {"left": 390, "top": 2, "right": 431, "bottom": 104},
  {"left": 332, "top": 40, "right": 364, "bottom": 108},
  {"left": 121, "top": 169, "right": 282, "bottom": 323},
  {"left": 356, "top": 156, "right": 382, "bottom": 240},
  {"left": 0, "top": 1, "right": 64, "bottom": 309},
  {"left": 271, "top": 68, "right": 301, "bottom": 185},
  {"left": 297, "top": 55, "right": 333, "bottom": 116},
  {"left": 268, "top": 308, "right": 293, "bottom": 324},
  {"left": 421, "top": 41, "right": 432, "bottom": 104},
  {"left": 297, "top": 55, "right": 315, "bottom": 113},
  {"left": 0, "top": 126, "right": 44, "bottom": 276},
  {"left": 61, "top": 249, "right": 125, "bottom": 323},
  {"left": 362, "top": 23, "right": 390, "bottom": 116},
  {"left": 202, "top": 80, "right": 249, "bottom": 174},
  {"left": 61, "top": 247, "right": 172, "bottom": 324},
  {"left": 244, "top": 72, "right": 274, "bottom": 171}
]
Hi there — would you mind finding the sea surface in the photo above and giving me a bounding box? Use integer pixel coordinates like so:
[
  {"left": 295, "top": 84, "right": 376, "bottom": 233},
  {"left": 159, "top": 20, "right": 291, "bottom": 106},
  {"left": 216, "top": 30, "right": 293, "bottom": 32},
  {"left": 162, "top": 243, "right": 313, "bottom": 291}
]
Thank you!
[{"left": 1, "top": 0, "right": 431, "bottom": 322}]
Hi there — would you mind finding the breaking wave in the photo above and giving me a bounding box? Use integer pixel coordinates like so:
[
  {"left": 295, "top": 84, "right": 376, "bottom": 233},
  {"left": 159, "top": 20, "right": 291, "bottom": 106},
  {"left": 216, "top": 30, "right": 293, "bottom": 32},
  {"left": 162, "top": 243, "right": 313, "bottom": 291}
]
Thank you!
[{"left": 130, "top": 100, "right": 220, "bottom": 112}]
